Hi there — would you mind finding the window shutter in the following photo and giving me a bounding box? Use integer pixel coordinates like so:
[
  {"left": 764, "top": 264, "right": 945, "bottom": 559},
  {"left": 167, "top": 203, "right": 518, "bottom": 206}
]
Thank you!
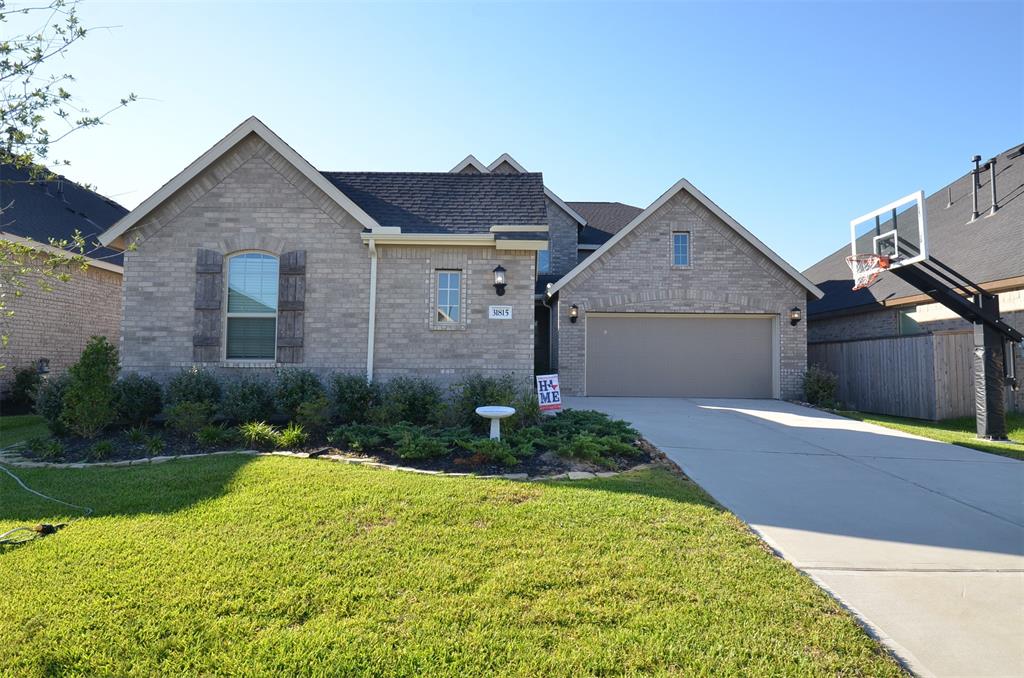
[
  {"left": 193, "top": 248, "right": 224, "bottom": 362},
  {"left": 277, "top": 250, "right": 306, "bottom": 363}
]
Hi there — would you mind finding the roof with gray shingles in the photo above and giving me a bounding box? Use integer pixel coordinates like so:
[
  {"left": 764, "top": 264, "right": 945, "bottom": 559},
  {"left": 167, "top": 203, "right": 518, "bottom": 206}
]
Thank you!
[
  {"left": 804, "top": 143, "right": 1024, "bottom": 317},
  {"left": 568, "top": 201, "right": 643, "bottom": 245},
  {"left": 321, "top": 172, "right": 548, "bottom": 234},
  {"left": 0, "top": 163, "right": 128, "bottom": 265}
]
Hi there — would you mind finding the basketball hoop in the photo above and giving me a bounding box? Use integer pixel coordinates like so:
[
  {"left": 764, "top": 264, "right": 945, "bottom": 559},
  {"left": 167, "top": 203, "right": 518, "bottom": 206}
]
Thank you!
[{"left": 846, "top": 253, "right": 891, "bottom": 291}]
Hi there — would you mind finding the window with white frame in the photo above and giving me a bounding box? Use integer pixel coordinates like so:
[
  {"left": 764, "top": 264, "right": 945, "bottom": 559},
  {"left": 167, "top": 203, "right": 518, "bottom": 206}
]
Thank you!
[
  {"left": 672, "top": 231, "right": 690, "bottom": 267},
  {"left": 226, "top": 252, "right": 279, "bottom": 360},
  {"left": 537, "top": 249, "right": 551, "bottom": 274},
  {"left": 436, "top": 270, "right": 462, "bottom": 323}
]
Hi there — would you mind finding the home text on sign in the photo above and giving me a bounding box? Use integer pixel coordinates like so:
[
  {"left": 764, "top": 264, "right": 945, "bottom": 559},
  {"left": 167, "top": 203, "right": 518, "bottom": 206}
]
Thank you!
[{"left": 536, "top": 374, "right": 562, "bottom": 413}]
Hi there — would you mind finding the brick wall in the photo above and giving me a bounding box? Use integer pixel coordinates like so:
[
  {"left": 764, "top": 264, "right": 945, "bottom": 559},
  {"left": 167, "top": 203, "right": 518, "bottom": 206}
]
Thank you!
[
  {"left": 546, "top": 197, "right": 579, "bottom": 277},
  {"left": 0, "top": 258, "right": 121, "bottom": 394},
  {"left": 120, "top": 133, "right": 535, "bottom": 386},
  {"left": 556, "top": 187, "right": 809, "bottom": 399}
]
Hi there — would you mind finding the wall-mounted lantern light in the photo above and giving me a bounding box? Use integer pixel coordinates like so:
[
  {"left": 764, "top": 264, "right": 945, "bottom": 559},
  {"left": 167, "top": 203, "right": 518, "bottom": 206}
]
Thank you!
[
  {"left": 789, "top": 307, "right": 802, "bottom": 326},
  {"left": 36, "top": 357, "right": 50, "bottom": 375},
  {"left": 569, "top": 304, "right": 579, "bottom": 323},
  {"left": 493, "top": 265, "right": 507, "bottom": 296}
]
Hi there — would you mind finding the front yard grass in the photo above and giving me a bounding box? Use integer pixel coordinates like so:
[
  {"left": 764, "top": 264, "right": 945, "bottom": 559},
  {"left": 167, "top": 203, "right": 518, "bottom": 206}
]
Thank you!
[
  {"left": 839, "top": 410, "right": 1024, "bottom": 461},
  {"left": 0, "top": 414, "right": 48, "bottom": 448},
  {"left": 0, "top": 456, "right": 901, "bottom": 676}
]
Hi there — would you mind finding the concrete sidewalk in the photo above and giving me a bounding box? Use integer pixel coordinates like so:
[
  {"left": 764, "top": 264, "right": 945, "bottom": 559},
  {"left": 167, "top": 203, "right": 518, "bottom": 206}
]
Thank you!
[{"left": 566, "top": 397, "right": 1024, "bottom": 677}]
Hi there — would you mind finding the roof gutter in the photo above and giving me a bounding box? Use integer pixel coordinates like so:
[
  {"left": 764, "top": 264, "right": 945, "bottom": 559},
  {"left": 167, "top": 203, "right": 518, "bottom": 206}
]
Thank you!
[{"left": 0, "top": 232, "right": 124, "bottom": 273}]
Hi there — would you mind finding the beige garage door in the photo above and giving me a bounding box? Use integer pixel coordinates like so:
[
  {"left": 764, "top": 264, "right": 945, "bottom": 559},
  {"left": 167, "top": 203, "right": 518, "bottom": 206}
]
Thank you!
[{"left": 586, "top": 314, "right": 774, "bottom": 397}]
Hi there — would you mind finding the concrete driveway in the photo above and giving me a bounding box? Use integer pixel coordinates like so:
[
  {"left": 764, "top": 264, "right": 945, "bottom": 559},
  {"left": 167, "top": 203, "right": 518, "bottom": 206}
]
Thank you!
[{"left": 565, "top": 397, "right": 1024, "bottom": 678}]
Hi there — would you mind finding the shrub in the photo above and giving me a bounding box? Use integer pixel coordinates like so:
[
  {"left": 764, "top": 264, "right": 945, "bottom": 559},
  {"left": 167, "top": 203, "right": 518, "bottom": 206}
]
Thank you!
[
  {"left": 274, "top": 369, "right": 325, "bottom": 419},
  {"left": 239, "top": 421, "right": 280, "bottom": 449},
  {"left": 220, "top": 377, "right": 275, "bottom": 424},
  {"left": 26, "top": 437, "right": 62, "bottom": 461},
  {"left": 165, "top": 402, "right": 215, "bottom": 436},
  {"left": 10, "top": 367, "right": 41, "bottom": 409},
  {"left": 542, "top": 409, "right": 638, "bottom": 443},
  {"left": 295, "top": 396, "right": 331, "bottom": 434},
  {"left": 89, "top": 439, "right": 115, "bottom": 461},
  {"left": 113, "top": 373, "right": 163, "bottom": 426},
  {"left": 195, "top": 424, "right": 239, "bottom": 450},
  {"left": 803, "top": 365, "right": 839, "bottom": 408},
  {"left": 386, "top": 423, "right": 448, "bottom": 460},
  {"left": 34, "top": 374, "right": 70, "bottom": 436},
  {"left": 165, "top": 368, "right": 221, "bottom": 407},
  {"left": 371, "top": 377, "right": 446, "bottom": 427},
  {"left": 61, "top": 336, "right": 120, "bottom": 438},
  {"left": 144, "top": 435, "right": 166, "bottom": 457},
  {"left": 450, "top": 374, "right": 521, "bottom": 432},
  {"left": 329, "top": 373, "right": 381, "bottom": 424},
  {"left": 327, "top": 424, "right": 386, "bottom": 452},
  {"left": 277, "top": 422, "right": 309, "bottom": 449},
  {"left": 125, "top": 426, "right": 149, "bottom": 445},
  {"left": 456, "top": 437, "right": 518, "bottom": 466}
]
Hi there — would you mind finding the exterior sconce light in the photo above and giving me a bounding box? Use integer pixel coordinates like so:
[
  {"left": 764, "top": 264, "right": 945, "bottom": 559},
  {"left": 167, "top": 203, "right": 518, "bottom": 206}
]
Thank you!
[
  {"left": 789, "top": 307, "right": 802, "bottom": 326},
  {"left": 493, "top": 265, "right": 507, "bottom": 296},
  {"left": 569, "top": 304, "right": 579, "bottom": 323},
  {"left": 36, "top": 357, "right": 50, "bottom": 375}
]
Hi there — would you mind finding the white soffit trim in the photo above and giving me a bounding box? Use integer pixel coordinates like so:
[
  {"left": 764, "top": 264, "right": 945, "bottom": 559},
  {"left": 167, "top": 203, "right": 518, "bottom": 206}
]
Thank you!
[
  {"left": 1, "top": 232, "right": 123, "bottom": 273},
  {"left": 449, "top": 154, "right": 489, "bottom": 173},
  {"left": 547, "top": 178, "right": 823, "bottom": 299},
  {"left": 98, "top": 116, "right": 384, "bottom": 246}
]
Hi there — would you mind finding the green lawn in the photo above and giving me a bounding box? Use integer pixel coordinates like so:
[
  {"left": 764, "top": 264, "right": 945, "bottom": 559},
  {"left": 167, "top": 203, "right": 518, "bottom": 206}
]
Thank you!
[
  {"left": 839, "top": 410, "right": 1024, "bottom": 461},
  {"left": 0, "top": 456, "right": 901, "bottom": 676},
  {"left": 0, "top": 414, "right": 48, "bottom": 448}
]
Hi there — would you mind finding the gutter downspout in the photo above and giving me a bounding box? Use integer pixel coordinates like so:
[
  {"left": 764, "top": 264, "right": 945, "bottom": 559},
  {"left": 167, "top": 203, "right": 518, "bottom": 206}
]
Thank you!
[{"left": 366, "top": 238, "right": 378, "bottom": 381}]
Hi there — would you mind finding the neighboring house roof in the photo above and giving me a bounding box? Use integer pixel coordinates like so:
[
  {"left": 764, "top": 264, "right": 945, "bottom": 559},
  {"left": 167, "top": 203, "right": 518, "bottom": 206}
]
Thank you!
[
  {"left": 1, "top": 163, "right": 127, "bottom": 267},
  {"left": 322, "top": 172, "right": 548, "bottom": 234},
  {"left": 568, "top": 201, "right": 643, "bottom": 246},
  {"left": 805, "top": 142, "right": 1024, "bottom": 317},
  {"left": 548, "top": 178, "right": 823, "bottom": 298}
]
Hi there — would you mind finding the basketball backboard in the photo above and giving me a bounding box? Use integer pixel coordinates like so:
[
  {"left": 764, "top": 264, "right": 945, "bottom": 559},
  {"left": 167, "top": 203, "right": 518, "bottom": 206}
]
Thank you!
[{"left": 849, "top": 190, "right": 929, "bottom": 270}]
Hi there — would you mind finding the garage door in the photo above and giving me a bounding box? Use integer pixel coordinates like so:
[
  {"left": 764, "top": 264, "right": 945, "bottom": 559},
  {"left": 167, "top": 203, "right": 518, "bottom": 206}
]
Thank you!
[{"left": 585, "top": 314, "right": 774, "bottom": 397}]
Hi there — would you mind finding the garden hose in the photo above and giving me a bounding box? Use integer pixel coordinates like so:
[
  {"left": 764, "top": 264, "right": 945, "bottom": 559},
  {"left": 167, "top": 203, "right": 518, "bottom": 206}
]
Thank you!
[{"left": 0, "top": 465, "right": 93, "bottom": 545}]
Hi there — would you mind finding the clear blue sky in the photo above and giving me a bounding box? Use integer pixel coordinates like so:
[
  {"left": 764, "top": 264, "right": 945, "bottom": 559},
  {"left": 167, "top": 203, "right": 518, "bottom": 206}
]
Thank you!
[{"left": 35, "top": 0, "right": 1024, "bottom": 270}]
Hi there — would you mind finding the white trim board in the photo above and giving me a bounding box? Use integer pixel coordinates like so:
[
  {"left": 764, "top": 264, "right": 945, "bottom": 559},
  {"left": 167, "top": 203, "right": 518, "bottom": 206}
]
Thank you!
[
  {"left": 98, "top": 116, "right": 384, "bottom": 247},
  {"left": 546, "top": 178, "right": 823, "bottom": 299},
  {"left": 449, "top": 154, "right": 489, "bottom": 173},
  {"left": 1, "top": 232, "right": 124, "bottom": 273}
]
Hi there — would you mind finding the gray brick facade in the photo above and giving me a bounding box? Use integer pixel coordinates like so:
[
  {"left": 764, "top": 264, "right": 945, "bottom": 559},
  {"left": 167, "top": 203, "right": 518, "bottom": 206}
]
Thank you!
[
  {"left": 545, "top": 197, "right": 579, "bottom": 277},
  {"left": 555, "top": 188, "right": 809, "bottom": 399}
]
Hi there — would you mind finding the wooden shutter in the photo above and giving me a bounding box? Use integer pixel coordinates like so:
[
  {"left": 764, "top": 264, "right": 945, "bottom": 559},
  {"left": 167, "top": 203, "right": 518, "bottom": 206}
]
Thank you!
[
  {"left": 277, "top": 250, "right": 306, "bottom": 363},
  {"left": 193, "top": 248, "right": 223, "bottom": 362}
]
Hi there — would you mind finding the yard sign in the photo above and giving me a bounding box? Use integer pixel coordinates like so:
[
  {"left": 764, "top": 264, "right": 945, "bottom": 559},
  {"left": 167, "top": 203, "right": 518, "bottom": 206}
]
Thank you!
[{"left": 536, "top": 374, "right": 562, "bottom": 413}]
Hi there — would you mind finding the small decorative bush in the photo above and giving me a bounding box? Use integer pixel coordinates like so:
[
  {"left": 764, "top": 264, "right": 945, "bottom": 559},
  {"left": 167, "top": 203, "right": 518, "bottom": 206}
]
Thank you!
[
  {"left": 61, "top": 336, "right": 120, "bottom": 438},
  {"left": 456, "top": 437, "right": 517, "bottom": 466},
  {"left": 165, "top": 402, "right": 215, "bottom": 436},
  {"left": 9, "top": 366, "right": 42, "bottom": 409},
  {"left": 386, "top": 423, "right": 448, "bottom": 460},
  {"left": 144, "top": 435, "right": 166, "bottom": 457},
  {"left": 803, "top": 365, "right": 839, "bottom": 408},
  {"left": 327, "top": 424, "right": 386, "bottom": 452},
  {"left": 26, "top": 437, "right": 62, "bottom": 461},
  {"left": 543, "top": 409, "right": 638, "bottom": 442},
  {"left": 125, "top": 426, "right": 149, "bottom": 445},
  {"left": 165, "top": 368, "right": 221, "bottom": 407},
  {"left": 34, "top": 374, "right": 70, "bottom": 436},
  {"left": 277, "top": 422, "right": 309, "bottom": 449},
  {"left": 294, "top": 395, "right": 331, "bottom": 434},
  {"left": 89, "top": 439, "right": 115, "bottom": 461},
  {"left": 371, "top": 377, "right": 446, "bottom": 427},
  {"left": 450, "top": 374, "right": 521, "bottom": 432},
  {"left": 220, "top": 377, "right": 275, "bottom": 424},
  {"left": 195, "top": 424, "right": 239, "bottom": 450},
  {"left": 329, "top": 373, "right": 381, "bottom": 424},
  {"left": 239, "top": 421, "right": 280, "bottom": 449},
  {"left": 274, "top": 369, "right": 325, "bottom": 419},
  {"left": 113, "top": 373, "right": 163, "bottom": 426}
]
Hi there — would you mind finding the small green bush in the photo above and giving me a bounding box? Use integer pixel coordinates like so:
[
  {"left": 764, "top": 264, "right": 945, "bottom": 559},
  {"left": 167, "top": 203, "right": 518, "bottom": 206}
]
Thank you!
[
  {"left": 277, "top": 422, "right": 309, "bottom": 449},
  {"left": 274, "top": 369, "right": 325, "bottom": 419},
  {"left": 386, "top": 423, "right": 448, "bottom": 459},
  {"left": 195, "top": 424, "right": 238, "bottom": 449},
  {"left": 34, "top": 374, "right": 70, "bottom": 436},
  {"left": 165, "top": 402, "right": 215, "bottom": 436},
  {"left": 113, "top": 373, "right": 163, "bottom": 426},
  {"left": 239, "top": 421, "right": 280, "bottom": 449},
  {"left": 88, "top": 439, "right": 115, "bottom": 461},
  {"left": 327, "top": 423, "right": 386, "bottom": 452},
  {"left": 371, "top": 377, "right": 446, "bottom": 427},
  {"left": 61, "top": 336, "right": 120, "bottom": 438},
  {"left": 294, "top": 395, "right": 331, "bottom": 434},
  {"left": 220, "top": 377, "right": 275, "bottom": 424},
  {"left": 125, "top": 426, "right": 149, "bottom": 445},
  {"left": 542, "top": 409, "right": 638, "bottom": 442},
  {"left": 26, "top": 437, "right": 62, "bottom": 461},
  {"left": 10, "top": 367, "right": 42, "bottom": 409},
  {"left": 803, "top": 365, "right": 839, "bottom": 408},
  {"left": 451, "top": 374, "right": 524, "bottom": 432},
  {"left": 165, "top": 368, "right": 221, "bottom": 407},
  {"left": 329, "top": 373, "right": 381, "bottom": 424},
  {"left": 144, "top": 435, "right": 166, "bottom": 457},
  {"left": 456, "top": 437, "right": 518, "bottom": 466}
]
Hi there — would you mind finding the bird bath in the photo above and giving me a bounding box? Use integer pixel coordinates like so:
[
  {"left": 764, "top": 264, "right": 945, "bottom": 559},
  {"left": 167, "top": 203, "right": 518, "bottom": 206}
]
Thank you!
[{"left": 475, "top": 406, "right": 516, "bottom": 440}]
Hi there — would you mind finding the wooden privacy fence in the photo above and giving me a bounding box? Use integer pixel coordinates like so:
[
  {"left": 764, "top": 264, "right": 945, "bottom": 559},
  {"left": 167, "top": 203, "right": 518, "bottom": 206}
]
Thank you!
[{"left": 808, "top": 331, "right": 978, "bottom": 420}]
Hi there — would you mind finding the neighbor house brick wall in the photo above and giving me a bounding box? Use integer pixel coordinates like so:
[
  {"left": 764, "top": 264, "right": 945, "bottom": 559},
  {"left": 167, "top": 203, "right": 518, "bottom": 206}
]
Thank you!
[
  {"left": 0, "top": 258, "right": 121, "bottom": 395},
  {"left": 546, "top": 197, "right": 579, "bottom": 277},
  {"left": 807, "top": 309, "right": 899, "bottom": 342},
  {"left": 555, "top": 188, "right": 809, "bottom": 399}
]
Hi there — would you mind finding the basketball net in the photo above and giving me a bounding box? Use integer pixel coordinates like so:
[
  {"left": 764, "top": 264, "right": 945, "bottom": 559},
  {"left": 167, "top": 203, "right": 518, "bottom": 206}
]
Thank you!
[{"left": 845, "top": 254, "right": 891, "bottom": 291}]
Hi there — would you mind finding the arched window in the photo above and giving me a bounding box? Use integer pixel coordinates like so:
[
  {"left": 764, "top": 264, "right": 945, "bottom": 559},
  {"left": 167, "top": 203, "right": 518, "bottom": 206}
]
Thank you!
[{"left": 226, "top": 252, "right": 279, "bottom": 360}]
